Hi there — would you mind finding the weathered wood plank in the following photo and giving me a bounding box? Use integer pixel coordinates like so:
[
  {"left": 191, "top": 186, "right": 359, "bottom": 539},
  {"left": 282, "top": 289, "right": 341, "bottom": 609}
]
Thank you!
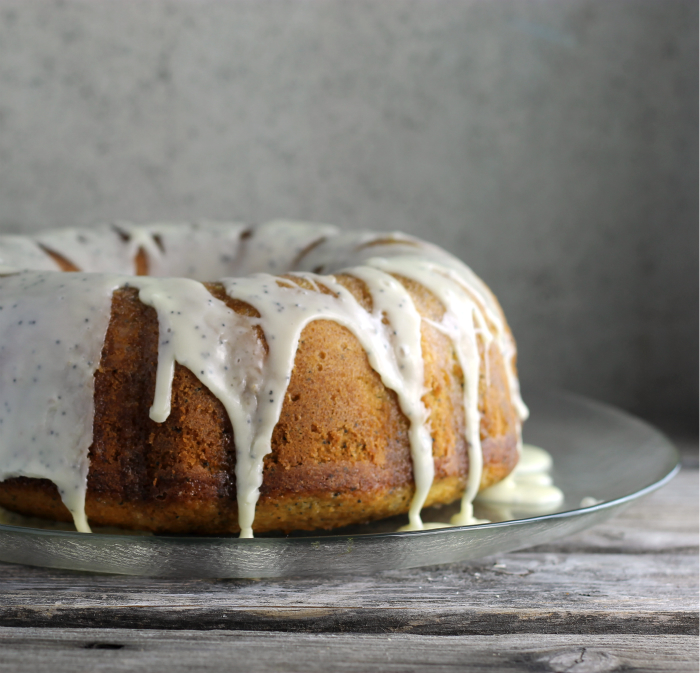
[
  {"left": 0, "top": 629, "right": 697, "bottom": 673},
  {"left": 1, "top": 553, "right": 696, "bottom": 611},
  {"left": 1, "top": 605, "right": 695, "bottom": 636},
  {"left": 531, "top": 468, "right": 698, "bottom": 553},
  {"left": 0, "top": 552, "right": 696, "bottom": 634}
]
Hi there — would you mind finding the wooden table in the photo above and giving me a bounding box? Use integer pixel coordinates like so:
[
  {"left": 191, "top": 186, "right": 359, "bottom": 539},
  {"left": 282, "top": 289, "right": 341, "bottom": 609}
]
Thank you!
[{"left": 0, "top": 435, "right": 697, "bottom": 672}]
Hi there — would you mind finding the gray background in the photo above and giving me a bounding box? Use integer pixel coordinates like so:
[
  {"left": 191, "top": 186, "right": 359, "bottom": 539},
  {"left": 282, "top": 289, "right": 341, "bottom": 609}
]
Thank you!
[{"left": 0, "top": 0, "right": 697, "bottom": 430}]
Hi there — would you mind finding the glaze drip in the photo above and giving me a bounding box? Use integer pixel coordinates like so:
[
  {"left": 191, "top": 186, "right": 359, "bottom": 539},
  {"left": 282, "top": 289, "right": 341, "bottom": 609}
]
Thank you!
[
  {"left": 0, "top": 272, "right": 122, "bottom": 532},
  {"left": 221, "top": 269, "right": 434, "bottom": 536},
  {"left": 0, "top": 222, "right": 527, "bottom": 535}
]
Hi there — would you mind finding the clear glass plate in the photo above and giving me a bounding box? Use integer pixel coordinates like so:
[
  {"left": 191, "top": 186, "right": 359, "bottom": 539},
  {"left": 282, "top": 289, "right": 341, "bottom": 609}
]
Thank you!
[{"left": 0, "top": 389, "right": 679, "bottom": 578}]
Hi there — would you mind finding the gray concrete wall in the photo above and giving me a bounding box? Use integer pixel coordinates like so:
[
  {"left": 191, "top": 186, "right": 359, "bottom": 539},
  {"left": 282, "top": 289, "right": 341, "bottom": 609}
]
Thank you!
[{"left": 0, "top": 0, "right": 697, "bottom": 427}]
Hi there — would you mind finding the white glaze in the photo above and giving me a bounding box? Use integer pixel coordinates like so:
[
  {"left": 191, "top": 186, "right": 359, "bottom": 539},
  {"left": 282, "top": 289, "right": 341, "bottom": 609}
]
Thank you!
[
  {"left": 0, "top": 271, "right": 122, "bottom": 532},
  {"left": 513, "top": 443, "right": 552, "bottom": 473},
  {"left": 220, "top": 269, "right": 434, "bottom": 537},
  {"left": 36, "top": 225, "right": 138, "bottom": 275},
  {"left": 0, "top": 236, "right": 61, "bottom": 275},
  {"left": 114, "top": 221, "right": 249, "bottom": 280},
  {"left": 297, "top": 232, "right": 526, "bottom": 526},
  {"left": 343, "top": 265, "right": 432, "bottom": 530},
  {"left": 365, "top": 256, "right": 491, "bottom": 527},
  {"left": 0, "top": 221, "right": 528, "bottom": 536},
  {"left": 475, "top": 444, "right": 564, "bottom": 508},
  {"left": 234, "top": 220, "right": 339, "bottom": 276}
]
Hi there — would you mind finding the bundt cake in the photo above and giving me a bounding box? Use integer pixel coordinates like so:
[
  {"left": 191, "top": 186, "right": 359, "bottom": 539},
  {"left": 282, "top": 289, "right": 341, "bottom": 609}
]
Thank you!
[{"left": 0, "top": 221, "right": 528, "bottom": 537}]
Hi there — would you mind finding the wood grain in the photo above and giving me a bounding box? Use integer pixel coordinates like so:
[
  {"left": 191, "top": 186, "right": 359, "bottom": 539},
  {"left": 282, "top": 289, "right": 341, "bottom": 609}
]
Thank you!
[
  {"left": 0, "top": 551, "right": 696, "bottom": 634},
  {"left": 0, "top": 629, "right": 696, "bottom": 673}
]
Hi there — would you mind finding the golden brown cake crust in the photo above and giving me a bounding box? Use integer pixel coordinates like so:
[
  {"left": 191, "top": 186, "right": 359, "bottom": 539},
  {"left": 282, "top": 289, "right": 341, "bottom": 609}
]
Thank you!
[{"left": 0, "top": 273, "right": 520, "bottom": 534}]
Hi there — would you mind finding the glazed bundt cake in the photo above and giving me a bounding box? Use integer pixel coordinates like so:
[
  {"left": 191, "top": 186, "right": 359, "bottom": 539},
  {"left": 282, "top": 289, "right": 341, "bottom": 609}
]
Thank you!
[{"left": 0, "top": 221, "right": 528, "bottom": 537}]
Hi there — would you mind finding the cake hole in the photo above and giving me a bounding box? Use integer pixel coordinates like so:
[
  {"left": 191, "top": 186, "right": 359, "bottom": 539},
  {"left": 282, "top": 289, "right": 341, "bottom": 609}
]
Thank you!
[
  {"left": 240, "top": 229, "right": 253, "bottom": 240},
  {"left": 83, "top": 643, "right": 125, "bottom": 650}
]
